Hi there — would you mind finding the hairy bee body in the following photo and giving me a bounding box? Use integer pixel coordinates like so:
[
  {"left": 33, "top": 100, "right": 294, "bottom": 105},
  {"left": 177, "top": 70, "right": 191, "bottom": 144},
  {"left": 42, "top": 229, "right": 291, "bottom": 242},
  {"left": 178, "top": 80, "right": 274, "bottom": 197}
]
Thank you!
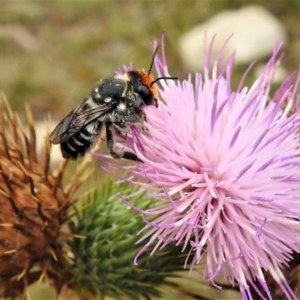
[
  {"left": 50, "top": 47, "right": 176, "bottom": 161},
  {"left": 50, "top": 72, "right": 155, "bottom": 160},
  {"left": 59, "top": 111, "right": 103, "bottom": 159}
]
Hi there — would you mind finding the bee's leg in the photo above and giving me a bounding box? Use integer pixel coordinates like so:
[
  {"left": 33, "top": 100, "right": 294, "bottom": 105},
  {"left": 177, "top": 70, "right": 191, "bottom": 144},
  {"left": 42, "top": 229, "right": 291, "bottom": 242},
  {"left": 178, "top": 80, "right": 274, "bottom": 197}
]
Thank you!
[
  {"left": 113, "top": 127, "right": 122, "bottom": 136},
  {"left": 140, "top": 111, "right": 148, "bottom": 131},
  {"left": 122, "top": 151, "right": 143, "bottom": 162},
  {"left": 125, "top": 109, "right": 148, "bottom": 131},
  {"left": 134, "top": 109, "right": 147, "bottom": 123},
  {"left": 106, "top": 123, "right": 143, "bottom": 162}
]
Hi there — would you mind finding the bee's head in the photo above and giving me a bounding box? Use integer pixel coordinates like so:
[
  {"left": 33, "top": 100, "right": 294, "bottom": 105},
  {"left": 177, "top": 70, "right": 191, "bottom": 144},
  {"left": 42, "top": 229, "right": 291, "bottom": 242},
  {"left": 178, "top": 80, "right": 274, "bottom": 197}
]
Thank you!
[
  {"left": 129, "top": 70, "right": 159, "bottom": 107},
  {"left": 129, "top": 46, "right": 177, "bottom": 108}
]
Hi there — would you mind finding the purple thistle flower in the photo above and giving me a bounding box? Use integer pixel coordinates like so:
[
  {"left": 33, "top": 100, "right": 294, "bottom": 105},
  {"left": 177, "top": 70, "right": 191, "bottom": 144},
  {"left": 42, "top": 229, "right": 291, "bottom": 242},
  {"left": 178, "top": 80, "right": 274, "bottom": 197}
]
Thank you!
[{"left": 93, "top": 35, "right": 300, "bottom": 300}]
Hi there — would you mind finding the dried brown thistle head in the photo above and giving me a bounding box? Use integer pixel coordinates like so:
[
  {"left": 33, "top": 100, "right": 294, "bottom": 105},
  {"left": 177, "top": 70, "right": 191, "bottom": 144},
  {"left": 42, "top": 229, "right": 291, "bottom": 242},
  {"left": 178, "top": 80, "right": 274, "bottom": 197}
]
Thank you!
[{"left": 0, "top": 94, "right": 90, "bottom": 298}]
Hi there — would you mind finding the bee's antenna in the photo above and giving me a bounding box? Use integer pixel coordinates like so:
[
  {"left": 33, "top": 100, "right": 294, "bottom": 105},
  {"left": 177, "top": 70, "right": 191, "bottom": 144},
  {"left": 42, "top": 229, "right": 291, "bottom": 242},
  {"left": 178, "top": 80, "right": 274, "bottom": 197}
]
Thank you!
[
  {"left": 148, "top": 45, "right": 178, "bottom": 86},
  {"left": 148, "top": 45, "right": 160, "bottom": 75},
  {"left": 150, "top": 76, "right": 178, "bottom": 87}
]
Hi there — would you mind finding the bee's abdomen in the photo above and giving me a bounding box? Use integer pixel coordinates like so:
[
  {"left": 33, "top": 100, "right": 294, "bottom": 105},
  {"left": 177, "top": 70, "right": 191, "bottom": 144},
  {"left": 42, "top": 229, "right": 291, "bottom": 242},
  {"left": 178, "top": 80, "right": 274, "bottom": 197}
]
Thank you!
[{"left": 60, "top": 122, "right": 102, "bottom": 160}]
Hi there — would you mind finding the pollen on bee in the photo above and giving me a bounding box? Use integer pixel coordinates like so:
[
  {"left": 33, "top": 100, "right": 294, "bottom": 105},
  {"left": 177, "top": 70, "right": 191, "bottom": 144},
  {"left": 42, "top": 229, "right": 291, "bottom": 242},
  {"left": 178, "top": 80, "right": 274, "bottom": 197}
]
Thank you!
[{"left": 118, "top": 102, "right": 126, "bottom": 111}]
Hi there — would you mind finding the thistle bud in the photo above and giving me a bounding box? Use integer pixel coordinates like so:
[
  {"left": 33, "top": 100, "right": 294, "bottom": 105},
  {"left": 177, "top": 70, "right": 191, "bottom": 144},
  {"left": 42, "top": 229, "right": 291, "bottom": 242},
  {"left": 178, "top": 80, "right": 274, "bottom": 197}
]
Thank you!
[
  {"left": 0, "top": 95, "right": 87, "bottom": 298},
  {"left": 68, "top": 183, "right": 187, "bottom": 299}
]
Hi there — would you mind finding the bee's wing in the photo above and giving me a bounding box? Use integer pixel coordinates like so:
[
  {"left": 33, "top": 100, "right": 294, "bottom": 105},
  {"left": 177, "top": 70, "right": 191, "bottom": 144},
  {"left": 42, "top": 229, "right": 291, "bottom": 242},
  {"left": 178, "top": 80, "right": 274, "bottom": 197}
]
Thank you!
[{"left": 50, "top": 101, "right": 112, "bottom": 144}]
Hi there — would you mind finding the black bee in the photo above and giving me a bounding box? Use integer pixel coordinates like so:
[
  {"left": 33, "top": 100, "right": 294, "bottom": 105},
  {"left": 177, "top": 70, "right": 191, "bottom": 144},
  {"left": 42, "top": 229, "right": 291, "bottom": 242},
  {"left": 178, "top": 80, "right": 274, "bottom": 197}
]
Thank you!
[{"left": 49, "top": 46, "right": 177, "bottom": 161}]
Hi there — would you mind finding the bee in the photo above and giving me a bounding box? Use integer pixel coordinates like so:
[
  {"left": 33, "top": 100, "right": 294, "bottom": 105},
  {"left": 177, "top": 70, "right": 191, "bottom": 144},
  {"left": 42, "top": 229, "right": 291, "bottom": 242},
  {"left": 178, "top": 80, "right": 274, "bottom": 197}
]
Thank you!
[{"left": 49, "top": 46, "right": 177, "bottom": 161}]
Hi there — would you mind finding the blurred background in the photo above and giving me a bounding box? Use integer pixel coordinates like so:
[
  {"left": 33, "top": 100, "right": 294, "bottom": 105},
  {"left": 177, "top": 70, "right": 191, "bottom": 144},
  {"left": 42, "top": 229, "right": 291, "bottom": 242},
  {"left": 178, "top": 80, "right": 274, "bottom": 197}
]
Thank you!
[
  {"left": 1, "top": 1, "right": 300, "bottom": 299},
  {"left": 1, "top": 0, "right": 300, "bottom": 166},
  {"left": 1, "top": 0, "right": 300, "bottom": 121}
]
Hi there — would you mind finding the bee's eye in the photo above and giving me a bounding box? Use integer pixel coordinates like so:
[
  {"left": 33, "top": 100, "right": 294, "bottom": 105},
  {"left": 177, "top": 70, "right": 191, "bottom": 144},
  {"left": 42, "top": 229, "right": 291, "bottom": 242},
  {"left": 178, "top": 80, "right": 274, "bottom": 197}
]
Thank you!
[{"left": 138, "top": 85, "right": 153, "bottom": 105}]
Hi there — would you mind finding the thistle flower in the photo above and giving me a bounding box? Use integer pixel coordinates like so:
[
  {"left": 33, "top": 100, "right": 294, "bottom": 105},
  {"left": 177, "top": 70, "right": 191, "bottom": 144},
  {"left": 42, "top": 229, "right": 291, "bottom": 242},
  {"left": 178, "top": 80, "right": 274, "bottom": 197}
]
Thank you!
[
  {"left": 94, "top": 36, "right": 300, "bottom": 300},
  {"left": 0, "top": 95, "right": 88, "bottom": 297}
]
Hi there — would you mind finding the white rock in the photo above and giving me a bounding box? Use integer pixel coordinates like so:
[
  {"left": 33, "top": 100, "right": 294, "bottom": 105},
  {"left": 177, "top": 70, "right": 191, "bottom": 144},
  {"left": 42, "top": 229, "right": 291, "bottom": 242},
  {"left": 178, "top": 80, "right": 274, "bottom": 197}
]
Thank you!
[
  {"left": 34, "top": 120, "right": 63, "bottom": 167},
  {"left": 254, "top": 64, "right": 288, "bottom": 85},
  {"left": 179, "top": 5, "right": 287, "bottom": 71}
]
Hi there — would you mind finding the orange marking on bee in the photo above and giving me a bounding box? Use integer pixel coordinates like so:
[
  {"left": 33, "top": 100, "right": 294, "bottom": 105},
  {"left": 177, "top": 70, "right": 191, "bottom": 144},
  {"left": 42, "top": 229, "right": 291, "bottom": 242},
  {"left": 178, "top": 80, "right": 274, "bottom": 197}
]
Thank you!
[{"left": 138, "top": 70, "right": 158, "bottom": 99}]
